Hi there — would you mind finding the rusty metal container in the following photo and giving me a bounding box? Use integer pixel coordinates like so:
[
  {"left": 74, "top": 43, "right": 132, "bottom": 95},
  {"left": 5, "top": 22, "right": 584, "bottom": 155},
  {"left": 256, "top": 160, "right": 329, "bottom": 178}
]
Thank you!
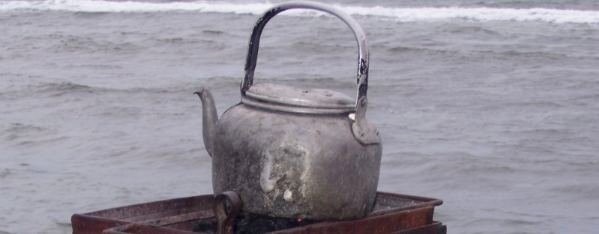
[{"left": 72, "top": 192, "right": 445, "bottom": 234}]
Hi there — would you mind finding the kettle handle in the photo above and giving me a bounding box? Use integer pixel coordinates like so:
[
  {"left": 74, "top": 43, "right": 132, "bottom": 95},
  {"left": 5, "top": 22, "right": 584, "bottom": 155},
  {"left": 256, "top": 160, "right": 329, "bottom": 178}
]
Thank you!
[{"left": 241, "top": 1, "right": 369, "bottom": 111}]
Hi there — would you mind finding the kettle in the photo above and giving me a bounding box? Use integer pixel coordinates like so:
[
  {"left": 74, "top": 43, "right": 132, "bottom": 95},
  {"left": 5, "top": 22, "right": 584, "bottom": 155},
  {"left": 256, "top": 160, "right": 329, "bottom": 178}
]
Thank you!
[{"left": 195, "top": 1, "right": 382, "bottom": 220}]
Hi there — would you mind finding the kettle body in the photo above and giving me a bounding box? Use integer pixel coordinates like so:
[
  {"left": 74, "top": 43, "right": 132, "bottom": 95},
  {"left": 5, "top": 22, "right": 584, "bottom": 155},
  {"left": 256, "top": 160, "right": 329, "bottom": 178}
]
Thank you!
[
  {"left": 213, "top": 103, "right": 381, "bottom": 219},
  {"left": 196, "top": 1, "right": 382, "bottom": 220}
]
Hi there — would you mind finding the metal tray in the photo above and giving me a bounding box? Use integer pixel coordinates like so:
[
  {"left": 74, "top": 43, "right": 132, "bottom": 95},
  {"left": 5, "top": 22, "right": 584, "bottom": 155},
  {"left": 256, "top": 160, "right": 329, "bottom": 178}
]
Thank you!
[{"left": 72, "top": 192, "right": 444, "bottom": 234}]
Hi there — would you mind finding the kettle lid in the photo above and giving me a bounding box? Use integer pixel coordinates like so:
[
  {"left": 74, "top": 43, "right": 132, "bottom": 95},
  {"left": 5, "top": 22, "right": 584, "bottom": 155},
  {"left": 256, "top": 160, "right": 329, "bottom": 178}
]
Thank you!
[{"left": 242, "top": 83, "right": 355, "bottom": 114}]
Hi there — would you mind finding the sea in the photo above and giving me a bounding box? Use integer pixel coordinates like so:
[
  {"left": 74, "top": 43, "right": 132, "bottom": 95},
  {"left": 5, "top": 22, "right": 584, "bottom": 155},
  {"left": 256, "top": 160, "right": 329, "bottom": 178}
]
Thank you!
[{"left": 1, "top": 0, "right": 598, "bottom": 233}]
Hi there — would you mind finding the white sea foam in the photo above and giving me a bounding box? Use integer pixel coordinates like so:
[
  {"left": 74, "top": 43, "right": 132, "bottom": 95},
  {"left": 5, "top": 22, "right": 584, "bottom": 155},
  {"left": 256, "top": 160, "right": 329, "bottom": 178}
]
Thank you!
[{"left": 1, "top": 0, "right": 599, "bottom": 24}]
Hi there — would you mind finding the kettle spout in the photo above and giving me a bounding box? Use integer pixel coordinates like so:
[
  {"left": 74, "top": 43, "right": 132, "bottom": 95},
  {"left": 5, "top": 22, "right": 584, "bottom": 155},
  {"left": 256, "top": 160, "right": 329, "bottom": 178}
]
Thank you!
[{"left": 194, "top": 87, "right": 218, "bottom": 157}]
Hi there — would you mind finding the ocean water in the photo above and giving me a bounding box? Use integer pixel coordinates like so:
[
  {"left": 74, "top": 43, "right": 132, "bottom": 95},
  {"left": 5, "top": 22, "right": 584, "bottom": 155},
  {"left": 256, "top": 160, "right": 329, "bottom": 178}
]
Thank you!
[{"left": 1, "top": 0, "right": 598, "bottom": 233}]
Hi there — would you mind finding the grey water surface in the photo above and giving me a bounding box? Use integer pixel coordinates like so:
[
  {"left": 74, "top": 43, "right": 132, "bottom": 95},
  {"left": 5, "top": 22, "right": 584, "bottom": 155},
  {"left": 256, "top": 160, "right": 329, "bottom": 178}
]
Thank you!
[{"left": 1, "top": 0, "right": 598, "bottom": 233}]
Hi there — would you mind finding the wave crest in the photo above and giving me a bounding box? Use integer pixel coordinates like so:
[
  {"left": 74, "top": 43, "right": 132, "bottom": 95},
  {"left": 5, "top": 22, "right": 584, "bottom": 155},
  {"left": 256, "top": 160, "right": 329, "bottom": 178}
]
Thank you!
[{"left": 0, "top": 0, "right": 598, "bottom": 24}]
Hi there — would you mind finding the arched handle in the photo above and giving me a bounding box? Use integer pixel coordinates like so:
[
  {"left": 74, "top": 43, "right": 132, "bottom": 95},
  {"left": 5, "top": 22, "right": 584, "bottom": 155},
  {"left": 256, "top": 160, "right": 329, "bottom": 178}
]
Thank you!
[{"left": 241, "top": 1, "right": 369, "bottom": 111}]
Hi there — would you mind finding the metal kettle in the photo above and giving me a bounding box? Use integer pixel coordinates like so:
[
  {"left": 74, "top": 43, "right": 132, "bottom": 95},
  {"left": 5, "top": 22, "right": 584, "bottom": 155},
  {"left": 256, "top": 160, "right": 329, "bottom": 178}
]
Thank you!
[{"left": 195, "top": 1, "right": 382, "bottom": 220}]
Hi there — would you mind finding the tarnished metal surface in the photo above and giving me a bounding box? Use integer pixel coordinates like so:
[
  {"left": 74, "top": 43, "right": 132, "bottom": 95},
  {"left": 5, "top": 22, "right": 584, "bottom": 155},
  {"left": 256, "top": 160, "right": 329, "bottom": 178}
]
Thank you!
[
  {"left": 195, "top": 1, "right": 382, "bottom": 220},
  {"left": 392, "top": 222, "right": 447, "bottom": 234},
  {"left": 244, "top": 83, "right": 355, "bottom": 111},
  {"left": 272, "top": 206, "right": 434, "bottom": 234},
  {"left": 71, "top": 192, "right": 444, "bottom": 234},
  {"left": 72, "top": 195, "right": 215, "bottom": 234},
  {"left": 240, "top": 1, "right": 369, "bottom": 105},
  {"left": 104, "top": 223, "right": 194, "bottom": 234},
  {"left": 208, "top": 103, "right": 382, "bottom": 220}
]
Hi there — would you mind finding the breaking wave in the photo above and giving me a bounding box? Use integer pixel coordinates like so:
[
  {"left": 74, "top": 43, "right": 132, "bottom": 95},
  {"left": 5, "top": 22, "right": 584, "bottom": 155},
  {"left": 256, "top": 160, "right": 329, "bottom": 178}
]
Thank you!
[{"left": 1, "top": 0, "right": 599, "bottom": 24}]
